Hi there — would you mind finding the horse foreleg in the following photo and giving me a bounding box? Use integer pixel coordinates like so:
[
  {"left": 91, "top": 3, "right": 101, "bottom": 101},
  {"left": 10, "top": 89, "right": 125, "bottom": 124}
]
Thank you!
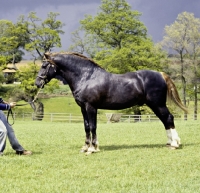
[
  {"left": 85, "top": 105, "right": 100, "bottom": 154},
  {"left": 87, "top": 137, "right": 100, "bottom": 154},
  {"left": 80, "top": 108, "right": 91, "bottom": 153},
  {"left": 80, "top": 133, "right": 91, "bottom": 153}
]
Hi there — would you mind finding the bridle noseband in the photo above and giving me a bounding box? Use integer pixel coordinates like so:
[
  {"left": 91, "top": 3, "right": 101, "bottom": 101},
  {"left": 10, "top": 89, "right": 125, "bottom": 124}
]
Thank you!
[{"left": 37, "top": 59, "right": 57, "bottom": 84}]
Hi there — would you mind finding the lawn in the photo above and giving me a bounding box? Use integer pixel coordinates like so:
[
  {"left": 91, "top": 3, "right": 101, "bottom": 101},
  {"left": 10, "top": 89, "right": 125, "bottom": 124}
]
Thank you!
[{"left": 1, "top": 120, "right": 200, "bottom": 193}]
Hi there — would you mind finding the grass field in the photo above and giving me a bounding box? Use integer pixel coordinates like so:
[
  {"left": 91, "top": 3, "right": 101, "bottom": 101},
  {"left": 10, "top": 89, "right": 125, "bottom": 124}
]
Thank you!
[{"left": 1, "top": 120, "right": 200, "bottom": 193}]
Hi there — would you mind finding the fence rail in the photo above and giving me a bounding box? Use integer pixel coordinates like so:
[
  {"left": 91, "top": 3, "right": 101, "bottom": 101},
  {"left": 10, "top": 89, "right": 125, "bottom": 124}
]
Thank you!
[{"left": 7, "top": 112, "right": 200, "bottom": 123}]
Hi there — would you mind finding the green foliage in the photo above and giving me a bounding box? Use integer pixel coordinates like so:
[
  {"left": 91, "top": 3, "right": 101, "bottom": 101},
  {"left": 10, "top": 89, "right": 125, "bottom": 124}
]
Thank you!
[
  {"left": 0, "top": 20, "right": 25, "bottom": 65},
  {"left": 41, "top": 79, "right": 60, "bottom": 94},
  {"left": 0, "top": 73, "right": 5, "bottom": 84},
  {"left": 70, "top": 0, "right": 166, "bottom": 73},
  {"left": 161, "top": 12, "right": 200, "bottom": 113},
  {"left": 162, "top": 12, "right": 200, "bottom": 57},
  {"left": 1, "top": 121, "right": 200, "bottom": 192},
  {"left": 15, "top": 63, "right": 39, "bottom": 97},
  {"left": 95, "top": 42, "right": 166, "bottom": 73},
  {"left": 81, "top": 0, "right": 147, "bottom": 47},
  {"left": 17, "top": 12, "right": 65, "bottom": 59},
  {"left": 0, "top": 55, "right": 7, "bottom": 67},
  {"left": 14, "top": 63, "right": 59, "bottom": 99}
]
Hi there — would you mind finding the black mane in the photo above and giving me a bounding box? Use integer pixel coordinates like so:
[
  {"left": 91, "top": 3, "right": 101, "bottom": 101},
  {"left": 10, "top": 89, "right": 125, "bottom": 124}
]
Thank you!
[{"left": 47, "top": 52, "right": 103, "bottom": 69}]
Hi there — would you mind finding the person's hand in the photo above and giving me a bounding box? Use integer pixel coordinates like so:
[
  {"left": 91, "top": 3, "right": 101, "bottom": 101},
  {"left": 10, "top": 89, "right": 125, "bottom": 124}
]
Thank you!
[{"left": 9, "top": 102, "right": 16, "bottom": 108}]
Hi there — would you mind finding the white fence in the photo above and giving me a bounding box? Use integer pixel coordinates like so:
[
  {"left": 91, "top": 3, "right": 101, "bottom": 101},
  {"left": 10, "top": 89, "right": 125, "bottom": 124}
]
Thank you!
[{"left": 8, "top": 112, "right": 200, "bottom": 123}]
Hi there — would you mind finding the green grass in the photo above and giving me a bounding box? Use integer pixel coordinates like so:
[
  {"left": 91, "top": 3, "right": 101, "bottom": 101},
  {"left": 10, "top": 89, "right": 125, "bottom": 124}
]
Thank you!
[
  {"left": 1, "top": 120, "right": 200, "bottom": 192},
  {"left": 40, "top": 96, "right": 81, "bottom": 114}
]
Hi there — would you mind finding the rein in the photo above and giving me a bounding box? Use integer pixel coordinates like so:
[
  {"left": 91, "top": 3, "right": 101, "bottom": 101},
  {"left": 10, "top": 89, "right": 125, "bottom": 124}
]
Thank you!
[
  {"left": 7, "top": 82, "right": 44, "bottom": 126},
  {"left": 7, "top": 58, "right": 56, "bottom": 125}
]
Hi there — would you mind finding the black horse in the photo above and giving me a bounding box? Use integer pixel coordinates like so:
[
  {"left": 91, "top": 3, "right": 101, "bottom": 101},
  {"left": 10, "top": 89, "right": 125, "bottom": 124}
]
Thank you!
[{"left": 35, "top": 52, "right": 187, "bottom": 153}]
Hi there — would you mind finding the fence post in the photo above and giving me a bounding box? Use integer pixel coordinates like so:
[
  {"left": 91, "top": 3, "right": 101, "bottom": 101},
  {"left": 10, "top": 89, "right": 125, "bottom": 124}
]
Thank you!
[
  {"left": 51, "top": 113, "right": 53, "bottom": 122},
  {"left": 69, "top": 114, "right": 71, "bottom": 123}
]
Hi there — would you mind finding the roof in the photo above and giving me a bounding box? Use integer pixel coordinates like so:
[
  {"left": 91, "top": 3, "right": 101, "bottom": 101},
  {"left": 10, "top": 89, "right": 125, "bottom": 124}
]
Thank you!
[
  {"left": 2, "top": 60, "right": 42, "bottom": 73},
  {"left": 2, "top": 69, "right": 17, "bottom": 73}
]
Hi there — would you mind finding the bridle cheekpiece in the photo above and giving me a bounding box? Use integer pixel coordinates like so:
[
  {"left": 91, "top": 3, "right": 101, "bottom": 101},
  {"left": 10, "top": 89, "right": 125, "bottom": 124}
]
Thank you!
[{"left": 37, "top": 58, "right": 57, "bottom": 82}]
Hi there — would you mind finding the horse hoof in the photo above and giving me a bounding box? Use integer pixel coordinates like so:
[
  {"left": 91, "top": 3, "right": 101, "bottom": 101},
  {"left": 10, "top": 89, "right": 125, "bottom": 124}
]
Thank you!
[
  {"left": 166, "top": 143, "right": 171, "bottom": 147},
  {"left": 168, "top": 146, "right": 177, "bottom": 150},
  {"left": 85, "top": 152, "right": 92, "bottom": 156},
  {"left": 88, "top": 147, "right": 95, "bottom": 153},
  {"left": 80, "top": 149, "right": 87, "bottom": 153},
  {"left": 80, "top": 145, "right": 89, "bottom": 153}
]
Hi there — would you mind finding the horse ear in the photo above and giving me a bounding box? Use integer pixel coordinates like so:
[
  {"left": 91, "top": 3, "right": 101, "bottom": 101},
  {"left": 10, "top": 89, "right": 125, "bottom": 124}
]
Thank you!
[{"left": 44, "top": 52, "right": 51, "bottom": 60}]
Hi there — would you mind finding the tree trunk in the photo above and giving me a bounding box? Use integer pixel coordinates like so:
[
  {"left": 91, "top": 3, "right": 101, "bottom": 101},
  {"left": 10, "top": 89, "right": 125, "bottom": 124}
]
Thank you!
[
  {"left": 180, "top": 53, "right": 187, "bottom": 120},
  {"left": 193, "top": 59, "right": 198, "bottom": 120},
  {"left": 194, "top": 84, "right": 197, "bottom": 120},
  {"left": 33, "top": 102, "right": 44, "bottom": 121}
]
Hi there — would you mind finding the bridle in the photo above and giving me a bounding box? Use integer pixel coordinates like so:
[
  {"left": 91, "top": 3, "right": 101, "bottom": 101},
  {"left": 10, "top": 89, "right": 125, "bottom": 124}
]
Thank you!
[{"left": 37, "top": 59, "right": 57, "bottom": 84}]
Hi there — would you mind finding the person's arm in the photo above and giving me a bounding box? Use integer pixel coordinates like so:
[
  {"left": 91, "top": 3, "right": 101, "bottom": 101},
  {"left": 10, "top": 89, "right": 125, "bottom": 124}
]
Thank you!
[
  {"left": 0, "top": 103, "right": 11, "bottom": 110},
  {"left": 0, "top": 98, "right": 16, "bottom": 110}
]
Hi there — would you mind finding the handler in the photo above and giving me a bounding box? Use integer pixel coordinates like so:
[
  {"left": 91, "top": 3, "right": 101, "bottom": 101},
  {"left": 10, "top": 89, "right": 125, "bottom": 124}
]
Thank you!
[{"left": 0, "top": 98, "right": 32, "bottom": 156}]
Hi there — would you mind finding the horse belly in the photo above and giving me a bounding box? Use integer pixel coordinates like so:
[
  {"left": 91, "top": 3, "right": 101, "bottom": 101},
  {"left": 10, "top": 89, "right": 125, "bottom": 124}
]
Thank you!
[{"left": 97, "top": 94, "right": 144, "bottom": 110}]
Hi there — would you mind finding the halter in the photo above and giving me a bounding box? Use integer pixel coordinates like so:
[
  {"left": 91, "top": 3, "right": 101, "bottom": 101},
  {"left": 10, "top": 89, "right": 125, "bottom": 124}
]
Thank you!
[{"left": 37, "top": 59, "right": 57, "bottom": 83}]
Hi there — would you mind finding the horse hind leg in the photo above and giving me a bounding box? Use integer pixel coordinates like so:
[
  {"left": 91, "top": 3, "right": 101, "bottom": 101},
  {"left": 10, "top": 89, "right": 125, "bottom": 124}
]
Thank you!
[
  {"left": 148, "top": 104, "right": 181, "bottom": 149},
  {"left": 165, "top": 115, "right": 181, "bottom": 149}
]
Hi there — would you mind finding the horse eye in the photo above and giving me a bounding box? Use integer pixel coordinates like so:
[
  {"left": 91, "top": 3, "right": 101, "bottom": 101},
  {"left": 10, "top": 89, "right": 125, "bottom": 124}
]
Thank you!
[{"left": 42, "top": 62, "right": 49, "bottom": 68}]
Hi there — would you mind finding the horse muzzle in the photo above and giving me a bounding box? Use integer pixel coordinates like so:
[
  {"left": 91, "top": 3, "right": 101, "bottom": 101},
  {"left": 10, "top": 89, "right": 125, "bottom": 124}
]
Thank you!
[{"left": 35, "top": 78, "right": 45, "bottom": 88}]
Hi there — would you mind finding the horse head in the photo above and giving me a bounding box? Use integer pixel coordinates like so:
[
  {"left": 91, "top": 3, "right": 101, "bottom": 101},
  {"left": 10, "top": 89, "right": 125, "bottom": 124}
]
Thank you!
[{"left": 35, "top": 53, "right": 59, "bottom": 88}]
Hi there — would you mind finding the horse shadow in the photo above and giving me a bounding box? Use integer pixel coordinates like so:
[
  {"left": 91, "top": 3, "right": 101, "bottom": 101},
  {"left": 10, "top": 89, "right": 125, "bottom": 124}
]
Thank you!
[
  {"left": 100, "top": 144, "right": 165, "bottom": 151},
  {"left": 100, "top": 142, "right": 200, "bottom": 151},
  {"left": 3, "top": 151, "right": 42, "bottom": 156}
]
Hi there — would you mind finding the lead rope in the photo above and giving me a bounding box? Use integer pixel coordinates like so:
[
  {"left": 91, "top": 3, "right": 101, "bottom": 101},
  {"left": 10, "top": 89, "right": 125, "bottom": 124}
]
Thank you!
[{"left": 7, "top": 82, "right": 44, "bottom": 126}]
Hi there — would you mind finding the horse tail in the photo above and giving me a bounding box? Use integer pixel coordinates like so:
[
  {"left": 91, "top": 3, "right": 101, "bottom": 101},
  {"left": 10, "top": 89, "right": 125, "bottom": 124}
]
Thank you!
[{"left": 160, "top": 72, "right": 188, "bottom": 113}]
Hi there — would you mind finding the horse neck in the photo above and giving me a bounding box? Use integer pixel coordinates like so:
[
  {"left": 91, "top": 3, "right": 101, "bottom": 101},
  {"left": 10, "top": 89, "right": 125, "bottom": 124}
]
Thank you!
[{"left": 59, "top": 59, "right": 104, "bottom": 91}]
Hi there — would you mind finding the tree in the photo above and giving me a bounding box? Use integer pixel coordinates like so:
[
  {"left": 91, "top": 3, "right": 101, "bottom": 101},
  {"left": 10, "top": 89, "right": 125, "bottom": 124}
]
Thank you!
[
  {"left": 0, "top": 20, "right": 26, "bottom": 66},
  {"left": 17, "top": 12, "right": 65, "bottom": 59},
  {"left": 161, "top": 12, "right": 200, "bottom": 120},
  {"left": 70, "top": 0, "right": 166, "bottom": 73},
  {"left": 69, "top": 29, "right": 101, "bottom": 58},
  {"left": 186, "top": 15, "right": 200, "bottom": 120}
]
